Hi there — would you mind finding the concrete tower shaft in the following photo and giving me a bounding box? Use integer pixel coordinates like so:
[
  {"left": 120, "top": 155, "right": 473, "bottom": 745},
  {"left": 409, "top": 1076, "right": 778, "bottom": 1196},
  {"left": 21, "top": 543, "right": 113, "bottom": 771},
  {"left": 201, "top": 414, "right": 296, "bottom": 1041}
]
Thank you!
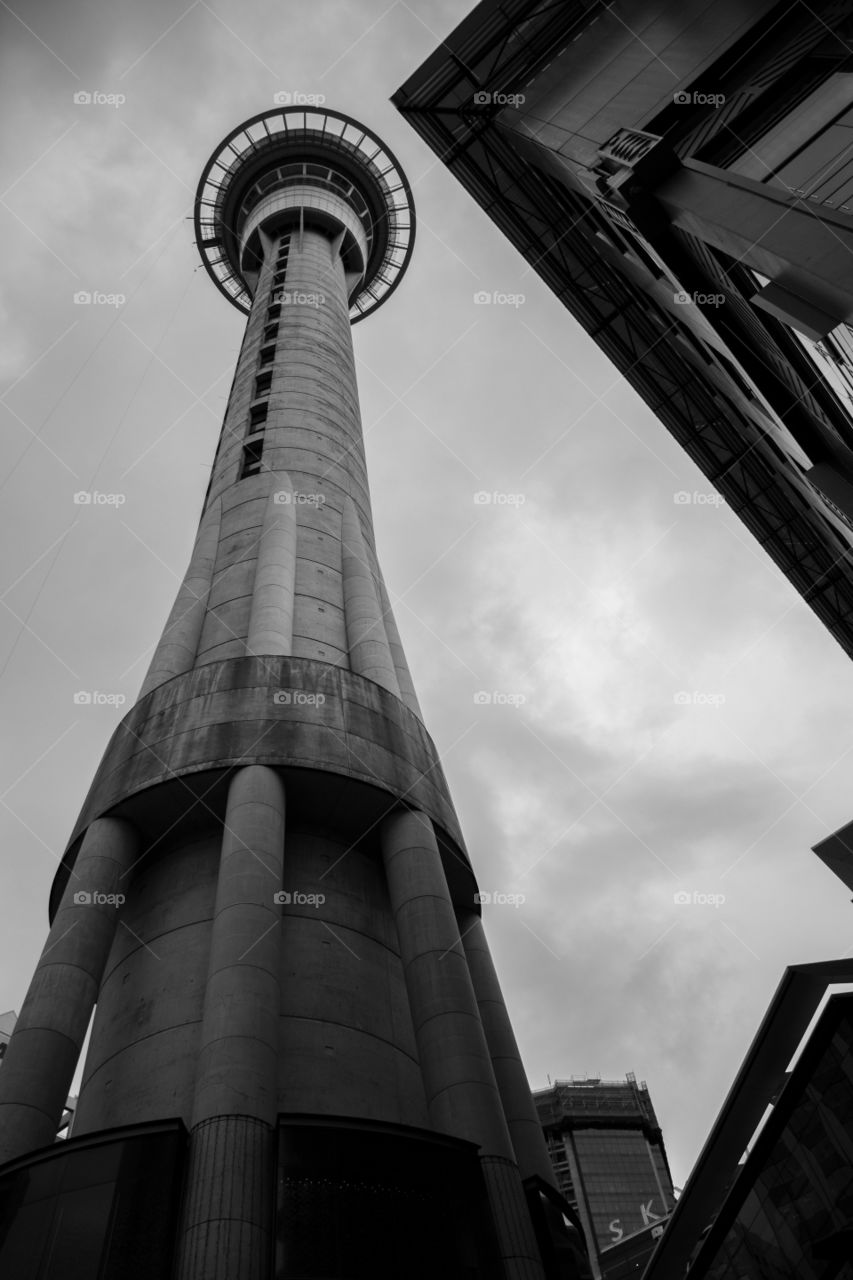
[
  {"left": 0, "top": 111, "right": 563, "bottom": 1280},
  {"left": 140, "top": 212, "right": 421, "bottom": 713}
]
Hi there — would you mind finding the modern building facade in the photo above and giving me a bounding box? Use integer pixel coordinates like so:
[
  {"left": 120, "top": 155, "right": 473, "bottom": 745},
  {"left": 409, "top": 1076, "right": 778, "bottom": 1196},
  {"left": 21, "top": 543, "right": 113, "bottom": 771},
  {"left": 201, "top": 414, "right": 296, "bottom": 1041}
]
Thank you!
[
  {"left": 0, "top": 108, "right": 583, "bottom": 1279},
  {"left": 640, "top": 961, "right": 853, "bottom": 1279},
  {"left": 534, "top": 1076, "right": 675, "bottom": 1278},
  {"left": 395, "top": 0, "right": 853, "bottom": 658}
]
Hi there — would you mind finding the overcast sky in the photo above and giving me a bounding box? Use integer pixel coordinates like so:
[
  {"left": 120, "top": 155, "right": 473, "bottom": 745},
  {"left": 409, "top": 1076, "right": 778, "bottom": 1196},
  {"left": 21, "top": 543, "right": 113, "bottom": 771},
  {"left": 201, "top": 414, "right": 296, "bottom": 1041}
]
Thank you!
[{"left": 1, "top": 0, "right": 851, "bottom": 1191}]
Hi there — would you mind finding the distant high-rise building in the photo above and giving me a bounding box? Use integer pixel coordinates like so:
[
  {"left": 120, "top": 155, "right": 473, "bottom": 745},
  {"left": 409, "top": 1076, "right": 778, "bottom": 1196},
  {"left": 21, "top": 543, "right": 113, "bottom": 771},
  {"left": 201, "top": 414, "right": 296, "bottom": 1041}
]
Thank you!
[
  {"left": 395, "top": 0, "right": 853, "bottom": 657},
  {"left": 534, "top": 1075, "right": 675, "bottom": 1278}
]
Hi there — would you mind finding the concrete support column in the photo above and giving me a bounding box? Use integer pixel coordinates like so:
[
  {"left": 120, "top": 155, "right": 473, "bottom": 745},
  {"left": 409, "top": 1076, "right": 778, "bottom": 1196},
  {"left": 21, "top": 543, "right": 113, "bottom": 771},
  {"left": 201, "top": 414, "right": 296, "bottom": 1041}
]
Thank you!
[
  {"left": 178, "top": 1116, "right": 276, "bottom": 1280},
  {"left": 342, "top": 497, "right": 401, "bottom": 697},
  {"left": 0, "top": 816, "right": 138, "bottom": 1165},
  {"left": 246, "top": 480, "right": 297, "bottom": 657},
  {"left": 139, "top": 496, "right": 223, "bottom": 698},
  {"left": 176, "top": 764, "right": 286, "bottom": 1280},
  {"left": 457, "top": 907, "right": 557, "bottom": 1189},
  {"left": 376, "top": 571, "right": 423, "bottom": 720},
  {"left": 380, "top": 808, "right": 545, "bottom": 1280}
]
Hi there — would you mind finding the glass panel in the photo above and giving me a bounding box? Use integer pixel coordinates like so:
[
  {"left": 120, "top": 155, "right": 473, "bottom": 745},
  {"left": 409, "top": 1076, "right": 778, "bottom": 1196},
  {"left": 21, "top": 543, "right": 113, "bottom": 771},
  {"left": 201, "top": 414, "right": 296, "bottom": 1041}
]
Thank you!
[
  {"left": 702, "top": 1011, "right": 853, "bottom": 1278},
  {"left": 275, "top": 1122, "right": 500, "bottom": 1279},
  {"left": 0, "top": 1128, "right": 183, "bottom": 1279}
]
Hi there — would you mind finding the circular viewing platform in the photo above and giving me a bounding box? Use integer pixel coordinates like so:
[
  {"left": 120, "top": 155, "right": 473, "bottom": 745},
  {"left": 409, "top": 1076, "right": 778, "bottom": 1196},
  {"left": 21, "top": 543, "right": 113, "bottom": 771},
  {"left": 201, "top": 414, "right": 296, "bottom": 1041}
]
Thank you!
[{"left": 194, "top": 108, "right": 415, "bottom": 322}]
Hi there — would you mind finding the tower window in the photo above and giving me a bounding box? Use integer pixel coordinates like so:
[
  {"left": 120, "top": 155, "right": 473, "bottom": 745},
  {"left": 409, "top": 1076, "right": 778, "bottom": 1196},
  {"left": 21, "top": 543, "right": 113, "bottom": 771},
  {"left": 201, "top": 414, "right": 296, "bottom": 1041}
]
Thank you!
[
  {"left": 259, "top": 345, "right": 275, "bottom": 367},
  {"left": 263, "top": 323, "right": 279, "bottom": 344},
  {"left": 272, "top": 270, "right": 286, "bottom": 287},
  {"left": 240, "top": 439, "right": 264, "bottom": 479},
  {"left": 254, "top": 371, "right": 272, "bottom": 398},
  {"left": 248, "top": 402, "right": 269, "bottom": 430},
  {"left": 267, "top": 304, "right": 281, "bottom": 322}
]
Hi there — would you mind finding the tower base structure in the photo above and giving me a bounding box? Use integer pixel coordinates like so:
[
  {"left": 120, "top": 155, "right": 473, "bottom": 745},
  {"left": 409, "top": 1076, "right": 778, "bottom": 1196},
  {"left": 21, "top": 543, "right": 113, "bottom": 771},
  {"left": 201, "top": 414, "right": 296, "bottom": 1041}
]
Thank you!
[{"left": 0, "top": 110, "right": 588, "bottom": 1279}]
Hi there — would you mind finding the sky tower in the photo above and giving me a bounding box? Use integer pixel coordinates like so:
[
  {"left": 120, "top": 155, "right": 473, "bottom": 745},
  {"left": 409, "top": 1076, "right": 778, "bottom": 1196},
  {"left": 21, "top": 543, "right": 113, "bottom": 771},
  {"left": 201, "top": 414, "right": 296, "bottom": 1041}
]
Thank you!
[{"left": 0, "top": 110, "right": 583, "bottom": 1279}]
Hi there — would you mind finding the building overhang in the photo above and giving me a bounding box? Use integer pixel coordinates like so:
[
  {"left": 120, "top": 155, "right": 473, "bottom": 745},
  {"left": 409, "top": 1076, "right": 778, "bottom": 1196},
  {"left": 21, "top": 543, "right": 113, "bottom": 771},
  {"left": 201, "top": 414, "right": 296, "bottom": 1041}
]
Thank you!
[
  {"left": 393, "top": 0, "right": 853, "bottom": 660},
  {"left": 639, "top": 962, "right": 853, "bottom": 1277},
  {"left": 813, "top": 817, "right": 853, "bottom": 893}
]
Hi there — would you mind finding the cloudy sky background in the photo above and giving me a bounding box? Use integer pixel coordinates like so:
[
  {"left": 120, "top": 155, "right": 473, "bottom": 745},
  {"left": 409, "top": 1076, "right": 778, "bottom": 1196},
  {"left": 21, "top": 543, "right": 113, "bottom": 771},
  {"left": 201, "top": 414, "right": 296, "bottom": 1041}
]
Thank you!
[{"left": 0, "top": 0, "right": 851, "bottom": 1189}]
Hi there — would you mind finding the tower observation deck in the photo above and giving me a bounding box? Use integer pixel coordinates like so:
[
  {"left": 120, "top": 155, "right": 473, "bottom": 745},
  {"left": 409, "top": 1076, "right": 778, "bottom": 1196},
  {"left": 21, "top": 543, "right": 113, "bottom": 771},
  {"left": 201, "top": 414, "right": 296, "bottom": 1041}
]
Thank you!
[{"left": 0, "top": 110, "right": 580, "bottom": 1280}]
